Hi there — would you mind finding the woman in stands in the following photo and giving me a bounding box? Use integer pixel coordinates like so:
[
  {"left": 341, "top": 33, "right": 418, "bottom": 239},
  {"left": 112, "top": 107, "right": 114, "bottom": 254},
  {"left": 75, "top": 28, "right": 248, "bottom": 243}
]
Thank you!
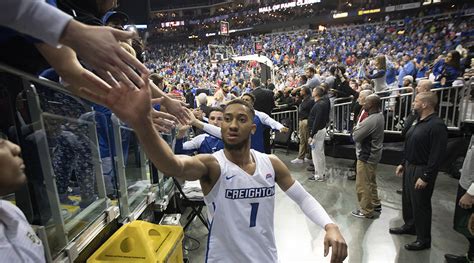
[
  {"left": 364, "top": 55, "right": 387, "bottom": 93},
  {"left": 433, "top": 50, "right": 462, "bottom": 87}
]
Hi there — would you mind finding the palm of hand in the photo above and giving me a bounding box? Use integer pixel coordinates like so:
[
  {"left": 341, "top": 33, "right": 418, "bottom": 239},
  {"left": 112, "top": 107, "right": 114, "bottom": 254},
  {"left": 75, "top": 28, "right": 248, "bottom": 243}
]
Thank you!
[{"left": 105, "top": 85, "right": 152, "bottom": 126}]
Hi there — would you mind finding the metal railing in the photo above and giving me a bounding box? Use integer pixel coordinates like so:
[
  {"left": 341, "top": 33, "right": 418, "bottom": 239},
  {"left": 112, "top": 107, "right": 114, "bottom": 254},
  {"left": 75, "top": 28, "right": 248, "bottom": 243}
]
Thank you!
[
  {"left": 271, "top": 106, "right": 299, "bottom": 134},
  {"left": 331, "top": 80, "right": 471, "bottom": 135}
]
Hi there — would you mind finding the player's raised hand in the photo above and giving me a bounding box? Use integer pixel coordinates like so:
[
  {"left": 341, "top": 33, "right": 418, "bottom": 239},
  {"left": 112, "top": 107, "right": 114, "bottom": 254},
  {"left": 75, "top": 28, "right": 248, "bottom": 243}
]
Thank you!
[
  {"left": 80, "top": 73, "right": 152, "bottom": 128},
  {"left": 324, "top": 224, "right": 348, "bottom": 263}
]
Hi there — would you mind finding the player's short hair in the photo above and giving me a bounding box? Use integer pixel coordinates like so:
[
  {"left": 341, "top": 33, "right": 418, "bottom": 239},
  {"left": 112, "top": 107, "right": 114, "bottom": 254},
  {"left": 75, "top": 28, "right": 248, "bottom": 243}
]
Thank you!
[
  {"left": 209, "top": 107, "right": 224, "bottom": 114},
  {"left": 241, "top": 93, "right": 256, "bottom": 103},
  {"left": 225, "top": 99, "right": 255, "bottom": 119}
]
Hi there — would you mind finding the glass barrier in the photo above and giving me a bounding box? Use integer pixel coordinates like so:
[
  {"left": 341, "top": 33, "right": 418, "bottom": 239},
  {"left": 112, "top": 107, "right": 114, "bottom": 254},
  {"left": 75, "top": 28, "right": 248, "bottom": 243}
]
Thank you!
[
  {"left": 111, "top": 115, "right": 152, "bottom": 220},
  {"left": 24, "top": 82, "right": 110, "bottom": 256}
]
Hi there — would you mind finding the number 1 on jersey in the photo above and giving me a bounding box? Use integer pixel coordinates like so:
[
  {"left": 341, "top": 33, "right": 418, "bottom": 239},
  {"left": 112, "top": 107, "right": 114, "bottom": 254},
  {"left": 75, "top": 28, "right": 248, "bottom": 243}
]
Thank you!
[{"left": 249, "top": 202, "right": 259, "bottom": 227}]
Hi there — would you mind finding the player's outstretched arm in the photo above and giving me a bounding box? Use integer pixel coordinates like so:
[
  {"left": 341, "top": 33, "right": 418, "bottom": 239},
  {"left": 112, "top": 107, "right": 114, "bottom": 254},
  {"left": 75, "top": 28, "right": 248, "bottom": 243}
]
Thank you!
[
  {"left": 270, "top": 155, "right": 348, "bottom": 263},
  {"left": 79, "top": 74, "right": 208, "bottom": 181}
]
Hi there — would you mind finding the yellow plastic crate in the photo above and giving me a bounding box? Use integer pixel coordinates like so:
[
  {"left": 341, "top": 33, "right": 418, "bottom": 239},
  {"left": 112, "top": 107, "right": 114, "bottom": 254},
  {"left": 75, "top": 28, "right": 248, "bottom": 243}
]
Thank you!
[{"left": 88, "top": 220, "right": 183, "bottom": 263}]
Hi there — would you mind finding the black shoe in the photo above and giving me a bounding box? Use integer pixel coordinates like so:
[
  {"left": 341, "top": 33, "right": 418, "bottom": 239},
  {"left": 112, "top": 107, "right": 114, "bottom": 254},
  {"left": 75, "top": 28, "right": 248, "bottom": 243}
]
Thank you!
[
  {"left": 396, "top": 189, "right": 403, "bottom": 194},
  {"left": 445, "top": 254, "right": 470, "bottom": 263},
  {"left": 389, "top": 225, "right": 416, "bottom": 235},
  {"left": 404, "top": 241, "right": 430, "bottom": 251},
  {"left": 374, "top": 204, "right": 382, "bottom": 212},
  {"left": 347, "top": 174, "right": 356, "bottom": 180},
  {"left": 307, "top": 165, "right": 315, "bottom": 172}
]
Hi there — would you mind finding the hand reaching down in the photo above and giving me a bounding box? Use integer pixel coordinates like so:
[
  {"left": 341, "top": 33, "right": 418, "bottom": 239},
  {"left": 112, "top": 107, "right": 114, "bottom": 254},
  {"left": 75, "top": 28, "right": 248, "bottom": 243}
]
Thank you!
[
  {"left": 324, "top": 224, "right": 348, "bottom": 263},
  {"left": 151, "top": 110, "right": 177, "bottom": 133},
  {"left": 60, "top": 20, "right": 149, "bottom": 89},
  {"left": 153, "top": 96, "right": 189, "bottom": 125}
]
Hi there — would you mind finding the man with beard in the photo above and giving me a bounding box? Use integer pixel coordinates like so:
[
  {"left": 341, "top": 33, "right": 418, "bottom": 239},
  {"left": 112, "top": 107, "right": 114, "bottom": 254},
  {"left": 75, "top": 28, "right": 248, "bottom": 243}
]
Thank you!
[
  {"left": 79, "top": 75, "right": 348, "bottom": 263},
  {"left": 390, "top": 92, "right": 447, "bottom": 251}
]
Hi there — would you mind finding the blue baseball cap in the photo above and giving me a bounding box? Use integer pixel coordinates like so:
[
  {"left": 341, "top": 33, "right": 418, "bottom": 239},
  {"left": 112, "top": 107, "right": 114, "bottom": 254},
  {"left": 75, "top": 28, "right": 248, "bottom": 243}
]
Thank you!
[{"left": 102, "top": 11, "right": 129, "bottom": 26}]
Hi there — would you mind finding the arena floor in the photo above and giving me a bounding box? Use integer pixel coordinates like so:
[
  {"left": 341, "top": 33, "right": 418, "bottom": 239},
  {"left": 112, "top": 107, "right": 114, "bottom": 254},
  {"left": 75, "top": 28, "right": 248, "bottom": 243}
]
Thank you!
[{"left": 181, "top": 151, "right": 464, "bottom": 263}]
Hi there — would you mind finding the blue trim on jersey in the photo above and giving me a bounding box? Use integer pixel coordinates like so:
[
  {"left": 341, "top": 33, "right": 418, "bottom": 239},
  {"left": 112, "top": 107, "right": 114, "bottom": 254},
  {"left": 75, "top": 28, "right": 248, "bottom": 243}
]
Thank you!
[{"left": 205, "top": 202, "right": 216, "bottom": 263}]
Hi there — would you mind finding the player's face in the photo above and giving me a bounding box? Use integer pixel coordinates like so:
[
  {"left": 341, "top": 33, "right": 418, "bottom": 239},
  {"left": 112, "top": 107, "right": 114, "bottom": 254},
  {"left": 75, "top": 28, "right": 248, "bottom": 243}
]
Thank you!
[
  {"left": 221, "top": 104, "right": 256, "bottom": 150},
  {"left": 208, "top": 111, "right": 224, "bottom": 127},
  {"left": 0, "top": 139, "right": 26, "bottom": 196},
  {"left": 241, "top": 95, "right": 254, "bottom": 106}
]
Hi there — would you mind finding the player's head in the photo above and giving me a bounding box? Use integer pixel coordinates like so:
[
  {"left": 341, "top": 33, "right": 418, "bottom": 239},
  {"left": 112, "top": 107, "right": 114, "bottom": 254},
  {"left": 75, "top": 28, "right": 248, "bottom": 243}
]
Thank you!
[
  {"left": 208, "top": 107, "right": 224, "bottom": 127},
  {"left": 222, "top": 99, "right": 256, "bottom": 151},
  {"left": 241, "top": 93, "right": 256, "bottom": 106}
]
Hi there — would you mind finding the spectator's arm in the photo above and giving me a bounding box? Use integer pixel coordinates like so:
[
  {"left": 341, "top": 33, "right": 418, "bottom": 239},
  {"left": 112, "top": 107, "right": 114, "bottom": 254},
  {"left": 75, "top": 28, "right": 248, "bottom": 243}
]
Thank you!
[
  {"left": 366, "top": 70, "right": 385, "bottom": 79},
  {"left": 35, "top": 43, "right": 110, "bottom": 102},
  {"left": 1, "top": 0, "right": 72, "bottom": 47}
]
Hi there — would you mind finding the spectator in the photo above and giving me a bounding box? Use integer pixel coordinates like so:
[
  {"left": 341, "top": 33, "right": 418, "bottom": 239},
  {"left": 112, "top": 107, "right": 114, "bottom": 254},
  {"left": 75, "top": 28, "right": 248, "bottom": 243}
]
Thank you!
[
  {"left": 433, "top": 50, "right": 462, "bottom": 87},
  {"left": 0, "top": 138, "right": 45, "bottom": 262},
  {"left": 398, "top": 54, "right": 416, "bottom": 88},
  {"left": 308, "top": 87, "right": 330, "bottom": 181},
  {"left": 1, "top": 0, "right": 148, "bottom": 89},
  {"left": 351, "top": 95, "right": 384, "bottom": 219},
  {"left": 251, "top": 77, "right": 275, "bottom": 154},
  {"left": 444, "top": 137, "right": 474, "bottom": 263},
  {"left": 291, "top": 87, "right": 314, "bottom": 164},
  {"left": 365, "top": 56, "right": 387, "bottom": 92},
  {"left": 390, "top": 92, "right": 448, "bottom": 251}
]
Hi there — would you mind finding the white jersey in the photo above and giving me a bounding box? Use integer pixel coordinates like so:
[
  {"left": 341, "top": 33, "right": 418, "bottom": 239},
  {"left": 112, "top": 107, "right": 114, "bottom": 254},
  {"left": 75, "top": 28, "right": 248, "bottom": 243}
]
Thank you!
[
  {"left": 204, "top": 149, "right": 277, "bottom": 263},
  {"left": 0, "top": 200, "right": 45, "bottom": 262}
]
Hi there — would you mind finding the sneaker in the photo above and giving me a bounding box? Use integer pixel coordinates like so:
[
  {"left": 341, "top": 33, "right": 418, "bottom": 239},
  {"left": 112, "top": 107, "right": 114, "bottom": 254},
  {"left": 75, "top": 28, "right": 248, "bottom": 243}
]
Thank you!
[
  {"left": 351, "top": 209, "right": 374, "bottom": 219},
  {"left": 314, "top": 175, "right": 326, "bottom": 182},
  {"left": 291, "top": 158, "right": 304, "bottom": 164},
  {"left": 374, "top": 204, "right": 382, "bottom": 212}
]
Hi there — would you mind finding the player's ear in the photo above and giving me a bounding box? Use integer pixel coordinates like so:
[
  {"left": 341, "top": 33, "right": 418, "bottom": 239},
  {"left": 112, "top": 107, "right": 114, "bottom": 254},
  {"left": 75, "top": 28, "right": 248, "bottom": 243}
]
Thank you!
[{"left": 250, "top": 123, "right": 257, "bottom": 135}]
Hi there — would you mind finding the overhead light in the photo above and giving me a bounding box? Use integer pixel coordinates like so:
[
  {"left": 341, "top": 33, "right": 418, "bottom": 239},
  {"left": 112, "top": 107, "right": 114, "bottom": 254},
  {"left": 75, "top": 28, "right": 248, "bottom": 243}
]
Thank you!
[{"left": 333, "top": 12, "right": 348, "bottom": 19}]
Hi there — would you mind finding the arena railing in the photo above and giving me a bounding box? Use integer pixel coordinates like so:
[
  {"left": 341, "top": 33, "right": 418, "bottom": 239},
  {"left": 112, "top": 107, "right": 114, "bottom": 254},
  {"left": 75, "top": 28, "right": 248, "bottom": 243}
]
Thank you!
[
  {"left": 0, "top": 63, "right": 175, "bottom": 262},
  {"left": 330, "top": 96, "right": 354, "bottom": 135},
  {"left": 271, "top": 105, "right": 299, "bottom": 134},
  {"left": 331, "top": 81, "right": 470, "bottom": 135}
]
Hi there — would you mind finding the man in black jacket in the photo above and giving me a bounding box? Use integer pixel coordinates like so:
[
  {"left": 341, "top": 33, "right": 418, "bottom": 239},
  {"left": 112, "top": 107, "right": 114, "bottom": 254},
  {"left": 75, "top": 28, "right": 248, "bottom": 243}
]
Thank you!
[
  {"left": 389, "top": 92, "right": 448, "bottom": 251},
  {"left": 251, "top": 77, "right": 275, "bottom": 153},
  {"left": 308, "top": 87, "right": 330, "bottom": 181}
]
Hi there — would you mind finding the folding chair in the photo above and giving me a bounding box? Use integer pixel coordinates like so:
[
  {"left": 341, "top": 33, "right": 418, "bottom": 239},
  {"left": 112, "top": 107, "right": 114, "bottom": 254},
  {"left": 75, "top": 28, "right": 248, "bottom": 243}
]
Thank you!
[{"left": 173, "top": 178, "right": 209, "bottom": 231}]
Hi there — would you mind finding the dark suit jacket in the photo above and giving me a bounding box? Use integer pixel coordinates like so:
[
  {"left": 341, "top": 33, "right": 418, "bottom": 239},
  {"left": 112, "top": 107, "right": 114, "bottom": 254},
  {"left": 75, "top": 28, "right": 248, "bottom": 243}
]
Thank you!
[{"left": 252, "top": 86, "right": 275, "bottom": 115}]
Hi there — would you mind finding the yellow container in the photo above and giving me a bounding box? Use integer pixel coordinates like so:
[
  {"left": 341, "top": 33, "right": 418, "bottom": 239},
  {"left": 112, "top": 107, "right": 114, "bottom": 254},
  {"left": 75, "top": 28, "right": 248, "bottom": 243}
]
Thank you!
[{"left": 87, "top": 220, "right": 184, "bottom": 263}]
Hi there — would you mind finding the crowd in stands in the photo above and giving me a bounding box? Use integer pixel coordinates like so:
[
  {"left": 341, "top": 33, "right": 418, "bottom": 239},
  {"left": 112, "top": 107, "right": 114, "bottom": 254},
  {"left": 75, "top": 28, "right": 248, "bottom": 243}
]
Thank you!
[
  {"left": 147, "top": 10, "right": 473, "bottom": 112},
  {"left": 149, "top": 1, "right": 463, "bottom": 39}
]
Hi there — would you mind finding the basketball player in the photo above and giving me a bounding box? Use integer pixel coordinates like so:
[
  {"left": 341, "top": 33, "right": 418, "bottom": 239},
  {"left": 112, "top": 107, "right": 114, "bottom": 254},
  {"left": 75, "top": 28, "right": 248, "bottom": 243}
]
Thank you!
[{"left": 80, "top": 75, "right": 348, "bottom": 262}]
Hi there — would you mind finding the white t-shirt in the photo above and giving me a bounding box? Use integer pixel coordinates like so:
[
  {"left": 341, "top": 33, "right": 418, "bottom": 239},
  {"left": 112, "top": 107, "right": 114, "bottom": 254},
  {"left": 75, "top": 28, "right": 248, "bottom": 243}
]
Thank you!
[
  {"left": 204, "top": 149, "right": 277, "bottom": 262},
  {"left": 0, "top": 200, "right": 45, "bottom": 262}
]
